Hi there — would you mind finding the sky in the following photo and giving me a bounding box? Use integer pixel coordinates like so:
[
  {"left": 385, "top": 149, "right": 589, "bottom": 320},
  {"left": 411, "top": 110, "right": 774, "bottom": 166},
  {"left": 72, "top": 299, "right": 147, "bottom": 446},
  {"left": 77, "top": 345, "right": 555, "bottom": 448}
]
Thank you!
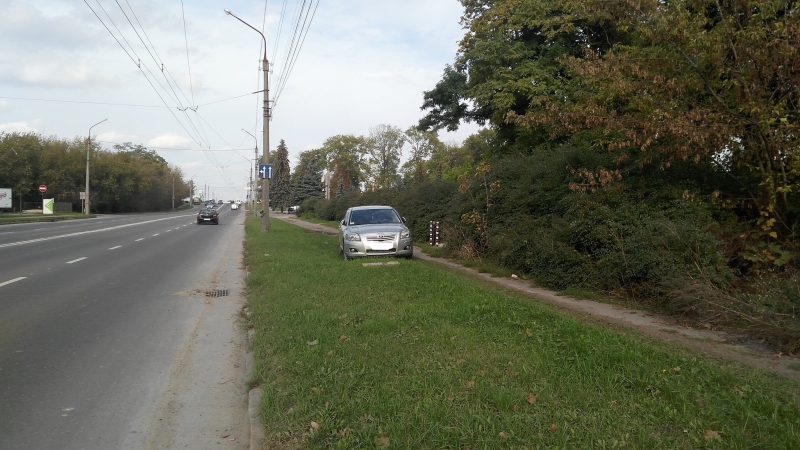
[{"left": 0, "top": 0, "right": 479, "bottom": 201}]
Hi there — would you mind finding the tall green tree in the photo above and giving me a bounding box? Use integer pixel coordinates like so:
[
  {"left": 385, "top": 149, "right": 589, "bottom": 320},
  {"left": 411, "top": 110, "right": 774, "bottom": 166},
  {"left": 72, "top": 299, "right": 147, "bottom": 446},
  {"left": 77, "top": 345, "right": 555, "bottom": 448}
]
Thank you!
[
  {"left": 400, "top": 127, "right": 441, "bottom": 185},
  {"left": 365, "top": 125, "right": 404, "bottom": 190},
  {"left": 420, "top": 0, "right": 631, "bottom": 152},
  {"left": 291, "top": 149, "right": 325, "bottom": 204},
  {"left": 320, "top": 135, "right": 367, "bottom": 195},
  {"left": 270, "top": 139, "right": 292, "bottom": 211}
]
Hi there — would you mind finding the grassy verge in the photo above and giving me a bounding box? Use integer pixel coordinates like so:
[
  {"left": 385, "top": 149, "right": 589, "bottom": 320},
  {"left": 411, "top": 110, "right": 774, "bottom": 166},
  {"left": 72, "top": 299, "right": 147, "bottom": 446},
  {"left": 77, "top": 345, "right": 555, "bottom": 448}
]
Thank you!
[
  {"left": 245, "top": 217, "right": 800, "bottom": 449},
  {"left": 0, "top": 212, "right": 93, "bottom": 224}
]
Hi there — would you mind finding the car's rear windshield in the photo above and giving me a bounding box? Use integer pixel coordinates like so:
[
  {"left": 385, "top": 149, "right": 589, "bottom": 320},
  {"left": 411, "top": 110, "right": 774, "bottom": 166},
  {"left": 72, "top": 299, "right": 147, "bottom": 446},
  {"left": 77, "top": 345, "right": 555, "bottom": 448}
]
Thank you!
[
  {"left": 348, "top": 208, "right": 401, "bottom": 225},
  {"left": 200, "top": 209, "right": 216, "bottom": 214}
]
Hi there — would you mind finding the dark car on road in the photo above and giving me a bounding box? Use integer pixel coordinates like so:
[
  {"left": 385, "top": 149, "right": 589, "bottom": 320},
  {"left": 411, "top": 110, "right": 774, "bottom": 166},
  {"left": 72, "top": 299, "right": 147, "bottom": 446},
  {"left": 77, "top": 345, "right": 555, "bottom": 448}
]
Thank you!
[{"left": 197, "top": 208, "right": 219, "bottom": 225}]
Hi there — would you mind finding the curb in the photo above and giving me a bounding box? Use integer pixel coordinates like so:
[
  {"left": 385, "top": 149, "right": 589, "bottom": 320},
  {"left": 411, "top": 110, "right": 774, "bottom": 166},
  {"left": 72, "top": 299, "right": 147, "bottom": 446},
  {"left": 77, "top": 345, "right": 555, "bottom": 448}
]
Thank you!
[
  {"left": 248, "top": 387, "right": 263, "bottom": 450},
  {"left": 247, "top": 323, "right": 264, "bottom": 449}
]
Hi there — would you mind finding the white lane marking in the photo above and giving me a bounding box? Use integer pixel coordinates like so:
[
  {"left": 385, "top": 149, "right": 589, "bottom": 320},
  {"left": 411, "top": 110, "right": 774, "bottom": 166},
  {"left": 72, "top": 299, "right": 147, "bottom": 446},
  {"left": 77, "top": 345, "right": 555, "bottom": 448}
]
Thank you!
[
  {"left": 0, "top": 277, "right": 27, "bottom": 288},
  {"left": 165, "top": 230, "right": 171, "bottom": 233},
  {"left": 66, "top": 257, "right": 87, "bottom": 264},
  {"left": 0, "top": 215, "right": 197, "bottom": 249},
  {"left": 152, "top": 233, "right": 159, "bottom": 236},
  {"left": 135, "top": 238, "right": 145, "bottom": 242},
  {"left": 109, "top": 246, "right": 122, "bottom": 250}
]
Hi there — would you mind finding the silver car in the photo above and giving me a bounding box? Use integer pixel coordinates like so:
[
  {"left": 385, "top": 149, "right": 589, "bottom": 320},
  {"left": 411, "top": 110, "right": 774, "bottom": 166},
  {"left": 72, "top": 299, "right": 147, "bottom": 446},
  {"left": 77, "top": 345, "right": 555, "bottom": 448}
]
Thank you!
[{"left": 338, "top": 206, "right": 413, "bottom": 260}]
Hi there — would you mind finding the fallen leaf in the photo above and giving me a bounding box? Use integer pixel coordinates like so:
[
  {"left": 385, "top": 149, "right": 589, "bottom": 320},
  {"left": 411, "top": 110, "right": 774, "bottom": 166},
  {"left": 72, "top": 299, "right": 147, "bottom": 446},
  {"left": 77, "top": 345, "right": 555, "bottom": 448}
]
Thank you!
[
  {"left": 477, "top": 369, "right": 486, "bottom": 375},
  {"left": 527, "top": 393, "right": 538, "bottom": 404},
  {"left": 310, "top": 387, "right": 320, "bottom": 394},
  {"left": 512, "top": 403, "right": 520, "bottom": 412},
  {"left": 310, "top": 421, "right": 320, "bottom": 430},
  {"left": 672, "top": 367, "right": 681, "bottom": 372},
  {"left": 375, "top": 433, "right": 391, "bottom": 448},
  {"left": 220, "top": 433, "right": 229, "bottom": 438},
  {"left": 466, "top": 380, "right": 475, "bottom": 389},
  {"left": 704, "top": 430, "right": 721, "bottom": 440},
  {"left": 499, "top": 431, "right": 508, "bottom": 438},
  {"left": 327, "top": 350, "right": 335, "bottom": 356},
  {"left": 549, "top": 423, "right": 558, "bottom": 432},
  {"left": 336, "top": 428, "right": 352, "bottom": 437},
  {"left": 456, "top": 358, "right": 466, "bottom": 364},
  {"left": 307, "top": 339, "right": 318, "bottom": 346},
  {"left": 524, "top": 329, "right": 532, "bottom": 337},
  {"left": 339, "top": 335, "right": 348, "bottom": 341}
]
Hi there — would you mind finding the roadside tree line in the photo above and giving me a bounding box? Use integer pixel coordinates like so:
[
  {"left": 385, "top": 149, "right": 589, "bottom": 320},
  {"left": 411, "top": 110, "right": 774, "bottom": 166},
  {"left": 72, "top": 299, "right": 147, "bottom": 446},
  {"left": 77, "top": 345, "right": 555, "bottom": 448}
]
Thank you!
[{"left": 0, "top": 132, "right": 188, "bottom": 213}]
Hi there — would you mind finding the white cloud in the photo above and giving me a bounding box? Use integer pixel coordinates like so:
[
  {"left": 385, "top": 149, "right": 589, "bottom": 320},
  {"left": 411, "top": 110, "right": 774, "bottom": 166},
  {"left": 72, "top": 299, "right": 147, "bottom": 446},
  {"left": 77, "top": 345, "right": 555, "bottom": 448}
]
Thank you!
[
  {"left": 96, "top": 131, "right": 140, "bottom": 144},
  {"left": 0, "top": 121, "right": 38, "bottom": 133},
  {"left": 147, "top": 133, "right": 196, "bottom": 148}
]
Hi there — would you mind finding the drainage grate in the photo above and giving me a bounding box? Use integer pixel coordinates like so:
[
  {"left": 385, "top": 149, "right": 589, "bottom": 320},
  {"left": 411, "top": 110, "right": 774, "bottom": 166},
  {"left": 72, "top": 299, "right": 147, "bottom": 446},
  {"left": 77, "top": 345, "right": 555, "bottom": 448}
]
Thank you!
[{"left": 206, "top": 289, "right": 230, "bottom": 298}]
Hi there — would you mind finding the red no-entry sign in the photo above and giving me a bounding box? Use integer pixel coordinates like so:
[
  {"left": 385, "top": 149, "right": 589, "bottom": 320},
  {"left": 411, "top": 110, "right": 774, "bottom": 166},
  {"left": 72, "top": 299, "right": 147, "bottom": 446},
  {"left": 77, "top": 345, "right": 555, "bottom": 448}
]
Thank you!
[{"left": 39, "top": 185, "right": 47, "bottom": 193}]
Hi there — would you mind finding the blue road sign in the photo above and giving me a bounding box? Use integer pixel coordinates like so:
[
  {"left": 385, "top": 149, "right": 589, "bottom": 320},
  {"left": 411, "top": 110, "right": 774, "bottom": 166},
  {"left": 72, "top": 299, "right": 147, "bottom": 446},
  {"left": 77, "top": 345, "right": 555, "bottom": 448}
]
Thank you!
[{"left": 258, "top": 164, "right": 273, "bottom": 179}]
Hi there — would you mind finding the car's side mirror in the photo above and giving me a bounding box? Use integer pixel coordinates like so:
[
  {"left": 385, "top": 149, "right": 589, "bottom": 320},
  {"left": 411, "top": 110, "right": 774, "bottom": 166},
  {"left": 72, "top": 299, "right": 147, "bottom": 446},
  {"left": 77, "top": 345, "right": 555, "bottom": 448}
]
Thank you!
[
  {"left": 341, "top": 219, "right": 346, "bottom": 226},
  {"left": 401, "top": 217, "right": 407, "bottom": 223}
]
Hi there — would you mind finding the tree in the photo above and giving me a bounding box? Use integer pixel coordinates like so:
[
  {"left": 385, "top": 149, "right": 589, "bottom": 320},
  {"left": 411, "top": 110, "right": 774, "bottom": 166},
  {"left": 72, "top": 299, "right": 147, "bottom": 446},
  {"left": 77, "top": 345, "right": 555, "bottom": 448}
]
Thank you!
[
  {"left": 292, "top": 149, "right": 325, "bottom": 205},
  {"left": 510, "top": 0, "right": 800, "bottom": 240},
  {"left": 400, "top": 127, "right": 441, "bottom": 185},
  {"left": 420, "top": 0, "right": 632, "bottom": 153},
  {"left": 428, "top": 141, "right": 473, "bottom": 181},
  {"left": 320, "top": 135, "right": 367, "bottom": 195},
  {"left": 270, "top": 139, "right": 292, "bottom": 212},
  {"left": 365, "top": 124, "right": 404, "bottom": 190}
]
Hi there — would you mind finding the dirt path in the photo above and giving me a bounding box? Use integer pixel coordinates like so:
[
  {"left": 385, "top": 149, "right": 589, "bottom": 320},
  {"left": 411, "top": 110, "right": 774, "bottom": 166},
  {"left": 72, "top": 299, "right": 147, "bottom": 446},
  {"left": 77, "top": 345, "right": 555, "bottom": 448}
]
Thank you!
[{"left": 274, "top": 214, "right": 800, "bottom": 382}]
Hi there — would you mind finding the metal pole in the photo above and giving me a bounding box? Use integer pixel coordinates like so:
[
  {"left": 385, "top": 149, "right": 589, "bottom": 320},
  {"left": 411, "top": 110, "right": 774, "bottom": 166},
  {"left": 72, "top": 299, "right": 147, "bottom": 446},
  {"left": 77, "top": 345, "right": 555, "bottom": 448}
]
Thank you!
[
  {"left": 86, "top": 118, "right": 107, "bottom": 215},
  {"left": 172, "top": 173, "right": 175, "bottom": 211},
  {"left": 10, "top": 148, "right": 22, "bottom": 214},
  {"left": 225, "top": 8, "right": 270, "bottom": 232},
  {"left": 261, "top": 53, "right": 270, "bottom": 231},
  {"left": 242, "top": 129, "right": 259, "bottom": 217}
]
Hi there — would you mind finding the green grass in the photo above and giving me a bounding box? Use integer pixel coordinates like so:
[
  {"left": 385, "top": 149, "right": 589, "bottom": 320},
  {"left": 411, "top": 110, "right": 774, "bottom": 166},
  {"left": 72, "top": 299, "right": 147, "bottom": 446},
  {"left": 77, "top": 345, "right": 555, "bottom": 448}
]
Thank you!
[
  {"left": 0, "top": 212, "right": 94, "bottom": 223},
  {"left": 245, "top": 217, "right": 800, "bottom": 449}
]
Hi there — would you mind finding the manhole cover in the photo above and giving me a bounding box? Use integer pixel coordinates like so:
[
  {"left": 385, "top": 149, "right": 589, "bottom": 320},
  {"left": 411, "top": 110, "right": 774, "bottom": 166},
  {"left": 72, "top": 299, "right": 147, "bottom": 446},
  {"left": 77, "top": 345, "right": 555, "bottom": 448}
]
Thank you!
[{"left": 206, "top": 289, "right": 230, "bottom": 297}]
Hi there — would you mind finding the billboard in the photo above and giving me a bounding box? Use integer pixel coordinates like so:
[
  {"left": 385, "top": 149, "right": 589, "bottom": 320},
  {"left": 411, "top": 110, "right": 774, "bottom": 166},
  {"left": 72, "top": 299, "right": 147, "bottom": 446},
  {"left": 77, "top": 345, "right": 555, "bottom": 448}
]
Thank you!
[{"left": 0, "top": 188, "right": 11, "bottom": 209}]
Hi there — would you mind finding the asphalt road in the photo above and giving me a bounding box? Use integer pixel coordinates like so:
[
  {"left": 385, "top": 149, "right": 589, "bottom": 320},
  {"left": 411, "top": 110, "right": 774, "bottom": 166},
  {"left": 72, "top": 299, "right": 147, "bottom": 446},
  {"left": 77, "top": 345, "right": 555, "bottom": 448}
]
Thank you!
[{"left": 0, "top": 205, "right": 249, "bottom": 449}]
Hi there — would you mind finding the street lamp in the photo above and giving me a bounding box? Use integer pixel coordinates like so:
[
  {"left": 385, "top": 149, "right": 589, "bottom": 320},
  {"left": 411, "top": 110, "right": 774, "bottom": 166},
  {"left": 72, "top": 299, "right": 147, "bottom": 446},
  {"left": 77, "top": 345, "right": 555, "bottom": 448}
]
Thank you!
[
  {"left": 225, "top": 8, "right": 270, "bottom": 232},
  {"left": 85, "top": 118, "right": 107, "bottom": 214},
  {"left": 242, "top": 129, "right": 259, "bottom": 217},
  {"left": 189, "top": 175, "right": 197, "bottom": 206},
  {"left": 10, "top": 147, "right": 22, "bottom": 214}
]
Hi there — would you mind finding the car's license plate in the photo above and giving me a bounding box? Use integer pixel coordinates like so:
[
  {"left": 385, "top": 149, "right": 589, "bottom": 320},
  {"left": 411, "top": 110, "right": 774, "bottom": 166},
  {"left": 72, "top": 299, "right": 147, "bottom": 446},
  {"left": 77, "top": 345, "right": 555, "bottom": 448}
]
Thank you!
[
  {"left": 370, "top": 242, "right": 393, "bottom": 250},
  {"left": 204, "top": 218, "right": 210, "bottom": 220}
]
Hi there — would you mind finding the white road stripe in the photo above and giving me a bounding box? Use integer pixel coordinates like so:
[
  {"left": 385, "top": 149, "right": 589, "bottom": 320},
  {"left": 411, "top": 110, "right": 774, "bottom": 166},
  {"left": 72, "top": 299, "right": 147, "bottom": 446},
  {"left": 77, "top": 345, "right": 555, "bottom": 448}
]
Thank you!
[
  {"left": 0, "top": 215, "right": 196, "bottom": 249},
  {"left": 66, "top": 257, "right": 87, "bottom": 264},
  {"left": 135, "top": 238, "right": 144, "bottom": 242},
  {"left": 153, "top": 233, "right": 159, "bottom": 236},
  {"left": 109, "top": 246, "right": 122, "bottom": 250},
  {"left": 0, "top": 277, "right": 27, "bottom": 288}
]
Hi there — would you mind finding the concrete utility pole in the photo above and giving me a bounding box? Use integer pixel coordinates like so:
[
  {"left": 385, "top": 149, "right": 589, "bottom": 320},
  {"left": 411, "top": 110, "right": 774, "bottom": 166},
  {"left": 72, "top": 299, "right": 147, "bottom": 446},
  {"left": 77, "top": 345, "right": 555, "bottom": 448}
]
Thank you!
[
  {"left": 225, "top": 8, "right": 270, "bottom": 232},
  {"left": 86, "top": 119, "right": 107, "bottom": 215},
  {"left": 242, "top": 129, "right": 259, "bottom": 217}
]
